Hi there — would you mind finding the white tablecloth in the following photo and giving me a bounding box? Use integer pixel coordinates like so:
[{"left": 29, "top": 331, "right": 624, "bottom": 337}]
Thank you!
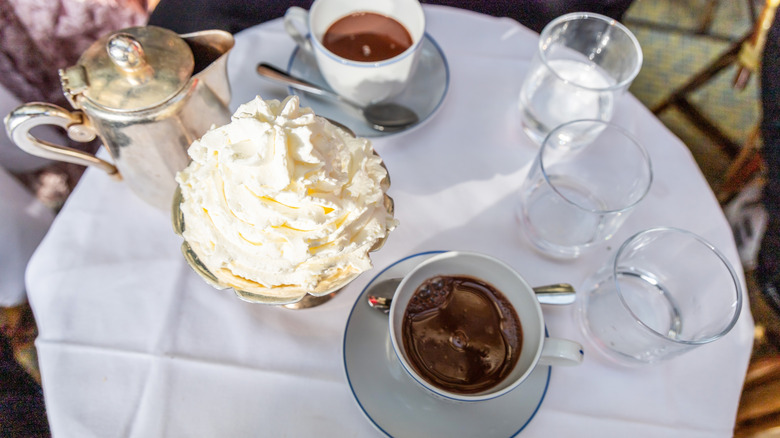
[
  {"left": 0, "top": 166, "right": 54, "bottom": 306},
  {"left": 27, "top": 6, "right": 754, "bottom": 437}
]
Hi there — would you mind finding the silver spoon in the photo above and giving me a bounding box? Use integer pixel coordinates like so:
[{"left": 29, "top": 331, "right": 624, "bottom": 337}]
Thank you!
[
  {"left": 256, "top": 63, "right": 419, "bottom": 132},
  {"left": 366, "top": 277, "right": 576, "bottom": 313}
]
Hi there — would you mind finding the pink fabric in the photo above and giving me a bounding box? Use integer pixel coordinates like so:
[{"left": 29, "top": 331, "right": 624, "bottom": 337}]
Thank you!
[{"left": 0, "top": 0, "right": 148, "bottom": 106}]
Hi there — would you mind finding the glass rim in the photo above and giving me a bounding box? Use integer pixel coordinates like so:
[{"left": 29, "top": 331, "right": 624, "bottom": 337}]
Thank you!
[
  {"left": 539, "top": 119, "right": 653, "bottom": 215},
  {"left": 537, "top": 11, "right": 643, "bottom": 92},
  {"left": 612, "top": 226, "right": 744, "bottom": 345}
]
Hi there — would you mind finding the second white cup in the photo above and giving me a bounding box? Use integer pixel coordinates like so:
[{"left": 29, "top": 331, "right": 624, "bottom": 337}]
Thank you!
[
  {"left": 284, "top": 0, "right": 425, "bottom": 105},
  {"left": 389, "top": 251, "right": 583, "bottom": 403}
]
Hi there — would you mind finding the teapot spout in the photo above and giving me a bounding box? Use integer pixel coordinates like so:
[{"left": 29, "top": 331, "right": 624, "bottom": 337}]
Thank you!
[{"left": 181, "top": 30, "right": 235, "bottom": 108}]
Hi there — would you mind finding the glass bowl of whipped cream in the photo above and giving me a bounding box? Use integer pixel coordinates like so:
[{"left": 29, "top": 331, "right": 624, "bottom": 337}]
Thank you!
[{"left": 172, "top": 96, "right": 396, "bottom": 309}]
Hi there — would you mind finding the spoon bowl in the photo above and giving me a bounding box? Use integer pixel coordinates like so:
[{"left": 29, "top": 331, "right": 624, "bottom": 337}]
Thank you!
[{"left": 256, "top": 63, "right": 419, "bottom": 132}]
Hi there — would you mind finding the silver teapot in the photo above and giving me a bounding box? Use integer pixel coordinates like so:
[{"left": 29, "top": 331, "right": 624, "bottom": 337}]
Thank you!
[{"left": 4, "top": 26, "right": 234, "bottom": 210}]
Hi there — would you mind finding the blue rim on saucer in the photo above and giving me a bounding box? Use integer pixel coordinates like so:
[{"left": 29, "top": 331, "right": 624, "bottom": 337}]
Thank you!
[
  {"left": 342, "top": 251, "right": 550, "bottom": 437},
  {"left": 287, "top": 33, "right": 449, "bottom": 137}
]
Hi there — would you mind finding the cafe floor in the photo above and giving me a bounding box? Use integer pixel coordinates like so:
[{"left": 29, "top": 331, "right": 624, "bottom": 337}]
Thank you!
[
  {"left": 623, "top": 1, "right": 780, "bottom": 435},
  {"left": 1, "top": 0, "right": 779, "bottom": 436},
  {"left": 623, "top": 0, "right": 780, "bottom": 360}
]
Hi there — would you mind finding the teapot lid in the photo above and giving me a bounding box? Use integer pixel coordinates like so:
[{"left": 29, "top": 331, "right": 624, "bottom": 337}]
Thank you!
[{"left": 61, "top": 26, "right": 194, "bottom": 111}]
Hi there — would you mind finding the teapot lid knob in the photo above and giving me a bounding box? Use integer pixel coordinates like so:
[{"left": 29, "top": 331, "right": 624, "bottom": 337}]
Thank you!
[
  {"left": 65, "top": 26, "right": 195, "bottom": 112},
  {"left": 107, "top": 34, "right": 147, "bottom": 71}
]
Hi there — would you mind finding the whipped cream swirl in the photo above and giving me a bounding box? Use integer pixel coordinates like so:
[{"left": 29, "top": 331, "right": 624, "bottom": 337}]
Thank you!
[{"left": 176, "top": 96, "right": 396, "bottom": 293}]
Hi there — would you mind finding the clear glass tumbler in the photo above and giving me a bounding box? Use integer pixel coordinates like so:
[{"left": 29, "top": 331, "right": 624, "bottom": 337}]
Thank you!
[
  {"left": 516, "top": 119, "right": 652, "bottom": 259},
  {"left": 578, "top": 227, "right": 744, "bottom": 365},
  {"left": 519, "top": 12, "right": 643, "bottom": 144}
]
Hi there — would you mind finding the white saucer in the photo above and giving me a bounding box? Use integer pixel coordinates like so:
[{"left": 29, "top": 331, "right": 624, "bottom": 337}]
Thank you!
[
  {"left": 287, "top": 34, "right": 449, "bottom": 137},
  {"left": 342, "top": 251, "right": 550, "bottom": 437}
]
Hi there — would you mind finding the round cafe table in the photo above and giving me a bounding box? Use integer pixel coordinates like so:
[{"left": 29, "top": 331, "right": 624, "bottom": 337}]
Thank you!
[{"left": 25, "top": 5, "right": 754, "bottom": 437}]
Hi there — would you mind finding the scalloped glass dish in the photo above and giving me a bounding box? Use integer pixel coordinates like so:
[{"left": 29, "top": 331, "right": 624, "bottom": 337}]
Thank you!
[{"left": 172, "top": 144, "right": 394, "bottom": 309}]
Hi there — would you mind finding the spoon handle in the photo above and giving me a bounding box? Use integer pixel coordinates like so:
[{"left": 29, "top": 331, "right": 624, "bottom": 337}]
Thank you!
[
  {"left": 256, "top": 63, "right": 360, "bottom": 108},
  {"left": 366, "top": 280, "right": 576, "bottom": 313},
  {"left": 532, "top": 283, "right": 576, "bottom": 305}
]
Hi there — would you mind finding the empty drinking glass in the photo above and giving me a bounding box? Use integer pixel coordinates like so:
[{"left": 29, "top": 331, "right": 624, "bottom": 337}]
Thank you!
[
  {"left": 578, "top": 227, "right": 744, "bottom": 365},
  {"left": 516, "top": 119, "right": 652, "bottom": 259}
]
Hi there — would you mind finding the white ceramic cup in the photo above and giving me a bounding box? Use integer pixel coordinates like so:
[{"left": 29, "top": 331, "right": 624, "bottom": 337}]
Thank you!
[
  {"left": 389, "top": 251, "right": 583, "bottom": 402},
  {"left": 284, "top": 0, "right": 425, "bottom": 106}
]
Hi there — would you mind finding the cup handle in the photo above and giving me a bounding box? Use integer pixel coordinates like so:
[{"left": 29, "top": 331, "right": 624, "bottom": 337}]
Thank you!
[
  {"left": 283, "top": 6, "right": 313, "bottom": 52},
  {"left": 538, "top": 338, "right": 584, "bottom": 366}
]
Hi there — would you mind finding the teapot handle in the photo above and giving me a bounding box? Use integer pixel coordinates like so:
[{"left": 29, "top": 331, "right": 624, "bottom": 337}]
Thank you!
[{"left": 4, "top": 103, "right": 119, "bottom": 177}]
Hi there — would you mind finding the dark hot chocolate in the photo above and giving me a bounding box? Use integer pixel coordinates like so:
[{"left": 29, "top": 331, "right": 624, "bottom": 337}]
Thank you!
[
  {"left": 401, "top": 275, "right": 523, "bottom": 394},
  {"left": 322, "top": 12, "right": 412, "bottom": 62}
]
